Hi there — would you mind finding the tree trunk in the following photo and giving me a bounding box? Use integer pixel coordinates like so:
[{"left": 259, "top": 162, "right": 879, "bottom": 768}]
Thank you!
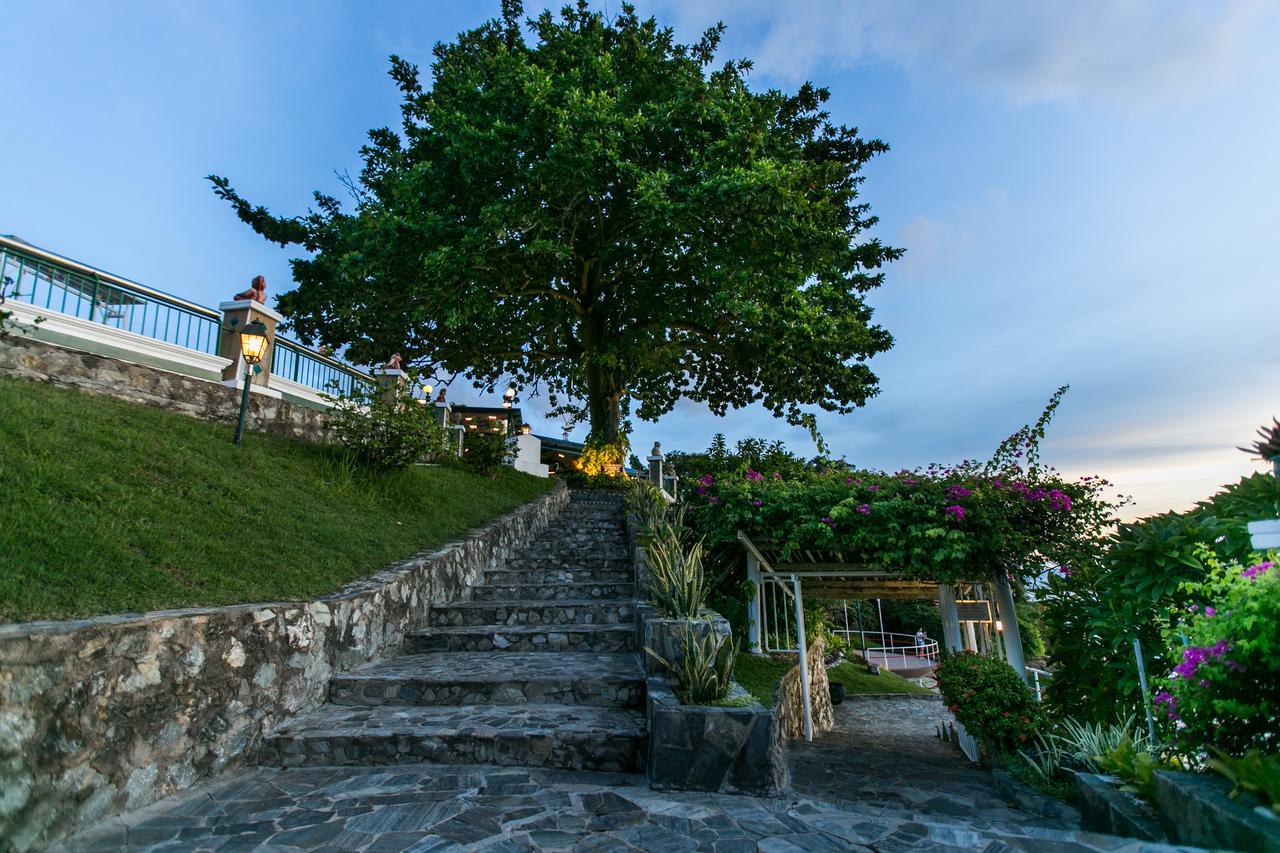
[{"left": 585, "top": 359, "right": 623, "bottom": 445}]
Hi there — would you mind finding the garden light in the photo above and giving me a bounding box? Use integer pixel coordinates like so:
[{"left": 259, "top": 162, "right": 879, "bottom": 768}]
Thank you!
[{"left": 233, "top": 320, "right": 271, "bottom": 445}]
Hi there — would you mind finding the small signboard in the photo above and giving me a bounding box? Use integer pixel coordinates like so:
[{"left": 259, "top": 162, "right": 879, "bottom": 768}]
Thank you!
[{"left": 955, "top": 600, "right": 993, "bottom": 623}]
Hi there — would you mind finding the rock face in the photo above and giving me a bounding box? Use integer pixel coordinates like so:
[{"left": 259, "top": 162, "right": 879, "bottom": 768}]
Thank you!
[
  {"left": 0, "top": 484, "right": 569, "bottom": 851},
  {"left": 0, "top": 335, "right": 331, "bottom": 442},
  {"left": 256, "top": 490, "right": 647, "bottom": 774},
  {"left": 774, "top": 638, "right": 836, "bottom": 742}
]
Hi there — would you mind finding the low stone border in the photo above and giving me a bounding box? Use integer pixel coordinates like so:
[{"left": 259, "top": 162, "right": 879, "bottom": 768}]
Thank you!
[
  {"left": 645, "top": 676, "right": 787, "bottom": 796},
  {"left": 1154, "top": 769, "right": 1280, "bottom": 852},
  {"left": 0, "top": 482, "right": 569, "bottom": 851},
  {"left": 990, "top": 767, "right": 1080, "bottom": 826},
  {"left": 1072, "top": 771, "right": 1164, "bottom": 841},
  {"left": 841, "top": 692, "right": 942, "bottom": 702}
]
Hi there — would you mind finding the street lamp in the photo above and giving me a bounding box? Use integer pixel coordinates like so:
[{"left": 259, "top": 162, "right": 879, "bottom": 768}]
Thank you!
[
  {"left": 233, "top": 320, "right": 270, "bottom": 446},
  {"left": 502, "top": 382, "right": 517, "bottom": 409}
]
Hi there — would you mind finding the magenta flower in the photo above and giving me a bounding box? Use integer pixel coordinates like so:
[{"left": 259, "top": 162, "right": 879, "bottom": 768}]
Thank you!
[
  {"left": 856, "top": 504, "right": 871, "bottom": 515},
  {"left": 1057, "top": 566, "right": 1072, "bottom": 577},
  {"left": 820, "top": 516, "right": 836, "bottom": 528},
  {"left": 1204, "top": 606, "right": 1216, "bottom": 617},
  {"left": 1153, "top": 690, "right": 1179, "bottom": 720},
  {"left": 751, "top": 499, "right": 763, "bottom": 508},
  {"left": 1242, "top": 561, "right": 1273, "bottom": 581},
  {"left": 946, "top": 485, "right": 972, "bottom": 498},
  {"left": 1047, "top": 489, "right": 1072, "bottom": 511},
  {"left": 772, "top": 472, "right": 782, "bottom": 481},
  {"left": 868, "top": 484, "right": 880, "bottom": 492},
  {"left": 695, "top": 486, "right": 706, "bottom": 497},
  {"left": 945, "top": 505, "right": 966, "bottom": 521},
  {"left": 746, "top": 469, "right": 763, "bottom": 482},
  {"left": 844, "top": 477, "right": 854, "bottom": 485},
  {"left": 698, "top": 474, "right": 714, "bottom": 487}
]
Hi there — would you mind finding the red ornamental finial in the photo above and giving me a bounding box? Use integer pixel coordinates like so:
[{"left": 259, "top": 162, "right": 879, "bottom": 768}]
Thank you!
[{"left": 233, "top": 275, "right": 267, "bottom": 303}]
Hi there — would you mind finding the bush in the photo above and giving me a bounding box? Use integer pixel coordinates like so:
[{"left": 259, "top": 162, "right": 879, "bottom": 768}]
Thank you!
[
  {"left": 326, "top": 380, "right": 450, "bottom": 470},
  {"left": 463, "top": 430, "right": 512, "bottom": 474},
  {"left": 1155, "top": 551, "right": 1280, "bottom": 756},
  {"left": 937, "top": 652, "right": 1042, "bottom": 749}
]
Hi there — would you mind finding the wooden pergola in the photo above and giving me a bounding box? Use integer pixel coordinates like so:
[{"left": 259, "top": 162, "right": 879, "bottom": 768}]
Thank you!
[{"left": 738, "top": 531, "right": 1028, "bottom": 743}]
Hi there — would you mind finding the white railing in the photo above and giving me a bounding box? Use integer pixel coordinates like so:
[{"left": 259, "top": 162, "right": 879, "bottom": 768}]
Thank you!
[
  {"left": 1027, "top": 666, "right": 1052, "bottom": 702},
  {"left": 854, "top": 631, "right": 940, "bottom": 671}
]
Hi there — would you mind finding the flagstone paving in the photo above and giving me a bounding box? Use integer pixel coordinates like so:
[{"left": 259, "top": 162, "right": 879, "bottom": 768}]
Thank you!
[{"left": 60, "top": 763, "right": 1207, "bottom": 852}]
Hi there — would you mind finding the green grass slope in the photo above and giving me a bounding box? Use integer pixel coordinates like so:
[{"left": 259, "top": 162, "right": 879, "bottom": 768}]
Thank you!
[
  {"left": 734, "top": 653, "right": 934, "bottom": 706},
  {"left": 0, "top": 378, "right": 553, "bottom": 622}
]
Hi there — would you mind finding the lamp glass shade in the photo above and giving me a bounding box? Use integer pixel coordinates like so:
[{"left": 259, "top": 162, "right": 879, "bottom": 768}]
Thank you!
[
  {"left": 503, "top": 384, "right": 516, "bottom": 399},
  {"left": 240, "top": 321, "right": 271, "bottom": 365}
]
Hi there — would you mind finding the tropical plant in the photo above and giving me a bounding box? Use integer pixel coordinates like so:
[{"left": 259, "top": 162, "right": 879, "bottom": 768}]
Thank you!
[
  {"left": 1056, "top": 715, "right": 1149, "bottom": 775},
  {"left": 325, "top": 379, "right": 451, "bottom": 470},
  {"left": 1208, "top": 748, "right": 1280, "bottom": 815},
  {"left": 626, "top": 478, "right": 670, "bottom": 542},
  {"left": 462, "top": 430, "right": 512, "bottom": 475},
  {"left": 208, "top": 1, "right": 899, "bottom": 447},
  {"left": 646, "top": 624, "right": 739, "bottom": 705},
  {"left": 1155, "top": 551, "right": 1280, "bottom": 756},
  {"left": 1239, "top": 417, "right": 1280, "bottom": 462},
  {"left": 1019, "top": 731, "right": 1066, "bottom": 784},
  {"left": 646, "top": 517, "right": 708, "bottom": 619},
  {"left": 1094, "top": 736, "right": 1160, "bottom": 798},
  {"left": 936, "top": 652, "right": 1042, "bottom": 749}
]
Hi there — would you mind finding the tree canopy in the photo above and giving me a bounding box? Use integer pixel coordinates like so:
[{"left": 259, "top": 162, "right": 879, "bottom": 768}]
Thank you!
[{"left": 209, "top": 1, "right": 900, "bottom": 444}]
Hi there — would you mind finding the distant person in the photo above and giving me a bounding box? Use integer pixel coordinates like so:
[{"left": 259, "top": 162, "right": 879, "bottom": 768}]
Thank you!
[{"left": 915, "top": 628, "right": 927, "bottom": 648}]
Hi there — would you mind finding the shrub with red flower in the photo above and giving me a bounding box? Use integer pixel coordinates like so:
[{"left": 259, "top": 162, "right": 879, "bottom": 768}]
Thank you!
[{"left": 936, "top": 652, "right": 1042, "bottom": 749}]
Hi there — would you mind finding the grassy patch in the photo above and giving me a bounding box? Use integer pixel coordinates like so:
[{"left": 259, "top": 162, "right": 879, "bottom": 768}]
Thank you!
[
  {"left": 0, "top": 378, "right": 553, "bottom": 622},
  {"left": 827, "top": 661, "right": 935, "bottom": 696},
  {"left": 734, "top": 653, "right": 935, "bottom": 707},
  {"left": 733, "top": 654, "right": 795, "bottom": 706}
]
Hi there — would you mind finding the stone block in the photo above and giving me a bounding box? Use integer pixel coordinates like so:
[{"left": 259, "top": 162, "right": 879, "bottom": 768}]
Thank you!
[
  {"left": 1154, "top": 769, "right": 1280, "bottom": 852},
  {"left": 645, "top": 677, "right": 787, "bottom": 796},
  {"left": 637, "top": 605, "right": 731, "bottom": 677}
]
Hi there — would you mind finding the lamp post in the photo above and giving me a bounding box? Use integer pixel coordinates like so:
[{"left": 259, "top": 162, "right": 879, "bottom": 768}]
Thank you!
[{"left": 233, "top": 320, "right": 270, "bottom": 445}]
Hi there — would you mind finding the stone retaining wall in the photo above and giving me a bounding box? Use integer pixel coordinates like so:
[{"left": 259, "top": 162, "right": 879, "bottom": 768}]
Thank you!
[
  {"left": 0, "top": 335, "right": 330, "bottom": 443},
  {"left": 773, "top": 638, "right": 835, "bottom": 742},
  {"left": 0, "top": 483, "right": 569, "bottom": 851}
]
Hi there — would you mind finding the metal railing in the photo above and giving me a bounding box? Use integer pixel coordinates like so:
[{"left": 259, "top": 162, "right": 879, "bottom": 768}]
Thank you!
[
  {"left": 834, "top": 630, "right": 940, "bottom": 671},
  {"left": 271, "top": 337, "right": 370, "bottom": 397},
  {"left": 0, "top": 242, "right": 220, "bottom": 354},
  {"left": 1027, "top": 666, "right": 1052, "bottom": 702}
]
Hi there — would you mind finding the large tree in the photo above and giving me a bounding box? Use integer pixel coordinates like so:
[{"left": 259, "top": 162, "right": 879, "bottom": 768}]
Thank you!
[{"left": 210, "top": 1, "right": 899, "bottom": 445}]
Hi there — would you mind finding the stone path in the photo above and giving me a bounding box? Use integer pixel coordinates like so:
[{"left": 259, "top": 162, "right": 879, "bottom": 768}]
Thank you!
[
  {"left": 61, "top": 763, "right": 1206, "bottom": 852},
  {"left": 257, "top": 491, "right": 646, "bottom": 774}
]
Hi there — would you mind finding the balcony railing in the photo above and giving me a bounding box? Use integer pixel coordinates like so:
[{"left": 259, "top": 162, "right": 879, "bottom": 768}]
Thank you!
[
  {"left": 0, "top": 241, "right": 220, "bottom": 354},
  {"left": 272, "top": 337, "right": 370, "bottom": 397}
]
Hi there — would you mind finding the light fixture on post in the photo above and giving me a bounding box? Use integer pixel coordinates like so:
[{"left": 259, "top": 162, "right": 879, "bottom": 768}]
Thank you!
[
  {"left": 233, "top": 319, "right": 270, "bottom": 446},
  {"left": 502, "top": 382, "right": 516, "bottom": 409},
  {"left": 520, "top": 423, "right": 531, "bottom": 435}
]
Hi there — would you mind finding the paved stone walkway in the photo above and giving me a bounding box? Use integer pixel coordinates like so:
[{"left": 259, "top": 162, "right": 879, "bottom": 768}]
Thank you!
[{"left": 61, "top": 762, "right": 1205, "bottom": 852}]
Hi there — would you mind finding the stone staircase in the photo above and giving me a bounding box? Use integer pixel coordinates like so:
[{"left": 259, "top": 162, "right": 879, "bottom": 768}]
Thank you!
[{"left": 257, "top": 490, "right": 647, "bottom": 772}]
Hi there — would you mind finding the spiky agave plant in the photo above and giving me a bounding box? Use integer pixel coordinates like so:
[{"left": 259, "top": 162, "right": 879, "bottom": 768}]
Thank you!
[
  {"left": 1240, "top": 417, "right": 1280, "bottom": 466},
  {"left": 645, "top": 624, "right": 738, "bottom": 704},
  {"left": 625, "top": 478, "right": 671, "bottom": 542},
  {"left": 646, "top": 518, "right": 707, "bottom": 619}
]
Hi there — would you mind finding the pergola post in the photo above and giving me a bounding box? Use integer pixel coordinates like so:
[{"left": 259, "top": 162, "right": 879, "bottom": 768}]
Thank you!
[
  {"left": 993, "top": 573, "right": 1027, "bottom": 682},
  {"left": 792, "top": 573, "right": 813, "bottom": 743},
  {"left": 746, "top": 551, "right": 763, "bottom": 655},
  {"left": 937, "top": 584, "right": 964, "bottom": 655}
]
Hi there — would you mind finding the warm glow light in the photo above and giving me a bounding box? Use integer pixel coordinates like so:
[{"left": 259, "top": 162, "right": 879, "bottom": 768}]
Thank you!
[
  {"left": 239, "top": 320, "right": 270, "bottom": 366},
  {"left": 995, "top": 620, "right": 1004, "bottom": 632},
  {"left": 520, "top": 424, "right": 531, "bottom": 435},
  {"left": 503, "top": 384, "right": 516, "bottom": 399},
  {"left": 422, "top": 384, "right": 433, "bottom": 396}
]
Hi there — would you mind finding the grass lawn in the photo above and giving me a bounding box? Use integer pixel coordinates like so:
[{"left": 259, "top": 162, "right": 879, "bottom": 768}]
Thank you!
[
  {"left": 0, "top": 378, "right": 554, "bottom": 622},
  {"left": 735, "top": 653, "right": 935, "bottom": 706}
]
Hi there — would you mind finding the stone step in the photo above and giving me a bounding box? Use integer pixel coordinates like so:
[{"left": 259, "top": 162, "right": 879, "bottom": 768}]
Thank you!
[
  {"left": 329, "top": 652, "right": 644, "bottom": 708},
  {"left": 483, "top": 567, "right": 634, "bottom": 585},
  {"left": 257, "top": 704, "right": 646, "bottom": 772},
  {"left": 471, "top": 581, "right": 634, "bottom": 601},
  {"left": 427, "top": 599, "right": 634, "bottom": 628},
  {"left": 516, "top": 543, "right": 631, "bottom": 559},
  {"left": 408, "top": 624, "right": 636, "bottom": 653},
  {"left": 500, "top": 554, "right": 633, "bottom": 570}
]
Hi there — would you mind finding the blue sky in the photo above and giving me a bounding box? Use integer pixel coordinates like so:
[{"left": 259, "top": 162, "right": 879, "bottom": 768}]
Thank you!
[{"left": 2, "top": 1, "right": 1277, "bottom": 517}]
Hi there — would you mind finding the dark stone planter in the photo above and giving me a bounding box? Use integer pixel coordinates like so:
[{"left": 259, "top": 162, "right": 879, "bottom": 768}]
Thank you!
[
  {"left": 645, "top": 676, "right": 787, "bottom": 796},
  {"left": 829, "top": 683, "right": 846, "bottom": 705},
  {"left": 636, "top": 604, "right": 731, "bottom": 677},
  {"left": 1073, "top": 772, "right": 1165, "bottom": 842},
  {"left": 1154, "top": 769, "right": 1280, "bottom": 852}
]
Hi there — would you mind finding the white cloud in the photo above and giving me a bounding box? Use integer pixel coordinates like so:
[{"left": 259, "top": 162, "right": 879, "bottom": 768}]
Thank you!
[{"left": 653, "top": 0, "right": 1277, "bottom": 105}]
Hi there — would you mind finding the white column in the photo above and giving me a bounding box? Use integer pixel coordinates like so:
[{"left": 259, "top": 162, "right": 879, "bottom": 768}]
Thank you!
[
  {"left": 937, "top": 584, "right": 964, "bottom": 654},
  {"left": 792, "top": 574, "right": 813, "bottom": 742},
  {"left": 993, "top": 573, "right": 1027, "bottom": 681},
  {"left": 746, "top": 551, "right": 763, "bottom": 655}
]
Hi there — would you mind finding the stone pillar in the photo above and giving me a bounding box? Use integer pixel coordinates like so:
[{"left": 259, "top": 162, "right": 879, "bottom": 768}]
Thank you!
[
  {"left": 648, "top": 442, "right": 664, "bottom": 488},
  {"left": 993, "top": 573, "right": 1028, "bottom": 682},
  {"left": 369, "top": 355, "right": 408, "bottom": 404},
  {"left": 663, "top": 468, "right": 679, "bottom": 501},
  {"left": 218, "top": 297, "right": 283, "bottom": 387},
  {"left": 937, "top": 584, "right": 964, "bottom": 655}
]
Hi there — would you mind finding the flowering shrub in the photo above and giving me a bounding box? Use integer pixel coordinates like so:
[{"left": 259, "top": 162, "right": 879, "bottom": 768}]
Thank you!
[
  {"left": 1156, "top": 551, "right": 1280, "bottom": 756},
  {"left": 936, "top": 652, "right": 1042, "bottom": 749},
  {"left": 326, "top": 378, "right": 451, "bottom": 470}
]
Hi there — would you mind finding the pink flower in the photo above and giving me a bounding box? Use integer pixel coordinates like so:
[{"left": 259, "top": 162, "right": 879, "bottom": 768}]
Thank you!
[
  {"left": 746, "top": 469, "right": 762, "bottom": 482},
  {"left": 856, "top": 504, "right": 871, "bottom": 515},
  {"left": 868, "top": 485, "right": 880, "bottom": 492},
  {"left": 1057, "top": 566, "right": 1072, "bottom": 577},
  {"left": 946, "top": 486, "right": 972, "bottom": 498},
  {"left": 772, "top": 472, "right": 782, "bottom": 481},
  {"left": 820, "top": 516, "right": 836, "bottom": 528},
  {"left": 945, "top": 505, "right": 966, "bottom": 521},
  {"left": 698, "top": 474, "right": 714, "bottom": 487},
  {"left": 1243, "top": 561, "right": 1273, "bottom": 581},
  {"left": 844, "top": 477, "right": 854, "bottom": 485},
  {"left": 751, "top": 499, "right": 763, "bottom": 508},
  {"left": 1047, "top": 489, "right": 1072, "bottom": 511},
  {"left": 1204, "top": 606, "right": 1216, "bottom": 617},
  {"left": 707, "top": 496, "right": 720, "bottom": 505}
]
